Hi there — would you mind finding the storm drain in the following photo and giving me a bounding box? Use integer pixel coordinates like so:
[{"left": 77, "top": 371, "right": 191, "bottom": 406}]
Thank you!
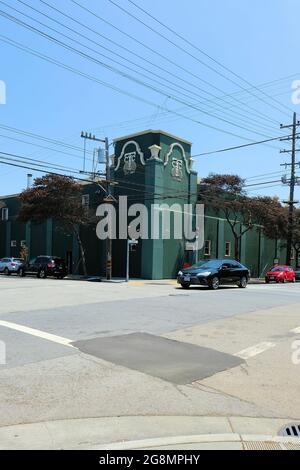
[{"left": 279, "top": 423, "right": 300, "bottom": 437}]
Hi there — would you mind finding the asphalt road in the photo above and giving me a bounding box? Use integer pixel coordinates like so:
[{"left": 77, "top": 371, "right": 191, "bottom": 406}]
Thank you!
[
  {"left": 0, "top": 275, "right": 300, "bottom": 435},
  {"left": 0, "top": 277, "right": 300, "bottom": 368}
]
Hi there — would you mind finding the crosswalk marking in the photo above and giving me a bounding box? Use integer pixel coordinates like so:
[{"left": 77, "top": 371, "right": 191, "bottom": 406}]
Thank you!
[
  {"left": 235, "top": 342, "right": 276, "bottom": 360},
  {"left": 0, "top": 320, "right": 74, "bottom": 347}
]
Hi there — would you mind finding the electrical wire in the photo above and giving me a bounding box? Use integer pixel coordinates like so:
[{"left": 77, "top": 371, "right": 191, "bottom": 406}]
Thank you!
[
  {"left": 124, "top": 0, "right": 293, "bottom": 116},
  {"left": 62, "top": 0, "right": 288, "bottom": 126},
  {"left": 0, "top": 8, "right": 283, "bottom": 142}
]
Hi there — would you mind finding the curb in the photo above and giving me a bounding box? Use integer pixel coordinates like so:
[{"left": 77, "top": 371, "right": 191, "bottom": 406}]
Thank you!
[{"left": 90, "top": 434, "right": 300, "bottom": 450}]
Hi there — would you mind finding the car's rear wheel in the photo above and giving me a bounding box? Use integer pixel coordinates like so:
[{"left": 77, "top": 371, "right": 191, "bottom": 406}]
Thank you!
[
  {"left": 238, "top": 276, "right": 248, "bottom": 288},
  {"left": 38, "top": 269, "right": 47, "bottom": 279},
  {"left": 181, "top": 282, "right": 190, "bottom": 289},
  {"left": 265, "top": 278, "right": 270, "bottom": 284},
  {"left": 209, "top": 276, "right": 220, "bottom": 290},
  {"left": 4, "top": 267, "right": 10, "bottom": 276}
]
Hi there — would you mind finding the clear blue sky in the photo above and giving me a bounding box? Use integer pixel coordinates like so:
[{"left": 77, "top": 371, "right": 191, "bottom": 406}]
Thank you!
[{"left": 0, "top": 0, "right": 299, "bottom": 201}]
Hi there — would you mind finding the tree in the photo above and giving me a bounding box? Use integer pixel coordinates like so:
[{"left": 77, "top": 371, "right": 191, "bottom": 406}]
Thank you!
[
  {"left": 199, "top": 174, "right": 287, "bottom": 261},
  {"left": 18, "top": 174, "right": 92, "bottom": 276},
  {"left": 20, "top": 244, "right": 29, "bottom": 262}
]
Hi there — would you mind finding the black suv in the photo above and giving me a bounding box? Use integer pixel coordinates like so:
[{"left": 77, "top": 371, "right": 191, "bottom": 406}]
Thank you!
[
  {"left": 177, "top": 259, "right": 250, "bottom": 290},
  {"left": 19, "top": 256, "right": 67, "bottom": 279}
]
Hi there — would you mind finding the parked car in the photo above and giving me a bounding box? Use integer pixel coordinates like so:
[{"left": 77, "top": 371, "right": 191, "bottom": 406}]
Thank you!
[
  {"left": 19, "top": 256, "right": 67, "bottom": 279},
  {"left": 295, "top": 268, "right": 300, "bottom": 281},
  {"left": 177, "top": 259, "right": 250, "bottom": 290},
  {"left": 265, "top": 265, "right": 295, "bottom": 284},
  {"left": 0, "top": 257, "right": 24, "bottom": 275}
]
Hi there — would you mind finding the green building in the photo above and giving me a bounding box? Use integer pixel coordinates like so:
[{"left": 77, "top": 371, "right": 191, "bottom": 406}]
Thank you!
[{"left": 0, "top": 130, "right": 293, "bottom": 278}]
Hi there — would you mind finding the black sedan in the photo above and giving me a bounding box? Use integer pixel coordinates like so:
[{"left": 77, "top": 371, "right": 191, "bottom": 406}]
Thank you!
[{"left": 177, "top": 259, "right": 250, "bottom": 290}]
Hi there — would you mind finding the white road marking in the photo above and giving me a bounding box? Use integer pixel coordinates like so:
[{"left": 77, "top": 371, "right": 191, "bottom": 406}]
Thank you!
[
  {"left": 290, "top": 327, "right": 300, "bottom": 334},
  {"left": 0, "top": 320, "right": 74, "bottom": 348},
  {"left": 235, "top": 342, "right": 276, "bottom": 360}
]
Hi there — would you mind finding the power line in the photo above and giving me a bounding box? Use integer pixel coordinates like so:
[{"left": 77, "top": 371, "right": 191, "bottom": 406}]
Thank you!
[
  {"left": 69, "top": 0, "right": 284, "bottom": 127},
  {"left": 1, "top": 33, "right": 286, "bottom": 148},
  {"left": 0, "top": 149, "right": 290, "bottom": 201},
  {"left": 0, "top": 131, "right": 94, "bottom": 164},
  {"left": 0, "top": 152, "right": 85, "bottom": 174},
  {"left": 107, "top": 0, "right": 292, "bottom": 118},
  {"left": 0, "top": 122, "right": 92, "bottom": 154},
  {"left": 5, "top": 0, "right": 283, "bottom": 138},
  {"left": 124, "top": 0, "right": 293, "bottom": 117},
  {"left": 191, "top": 133, "right": 299, "bottom": 158},
  {"left": 0, "top": 5, "right": 282, "bottom": 140}
]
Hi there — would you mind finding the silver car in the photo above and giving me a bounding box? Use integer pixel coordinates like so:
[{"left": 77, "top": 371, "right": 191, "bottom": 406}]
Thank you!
[{"left": 0, "top": 257, "right": 24, "bottom": 275}]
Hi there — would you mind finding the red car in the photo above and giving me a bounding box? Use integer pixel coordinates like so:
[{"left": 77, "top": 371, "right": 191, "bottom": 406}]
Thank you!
[{"left": 265, "top": 265, "right": 295, "bottom": 284}]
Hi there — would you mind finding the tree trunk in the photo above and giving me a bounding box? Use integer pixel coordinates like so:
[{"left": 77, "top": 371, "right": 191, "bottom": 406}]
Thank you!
[
  {"left": 234, "top": 236, "right": 240, "bottom": 261},
  {"left": 74, "top": 228, "right": 87, "bottom": 277}
]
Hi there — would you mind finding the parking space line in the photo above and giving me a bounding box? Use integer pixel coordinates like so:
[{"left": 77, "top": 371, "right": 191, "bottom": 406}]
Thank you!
[
  {"left": 0, "top": 320, "right": 74, "bottom": 348},
  {"left": 290, "top": 327, "right": 300, "bottom": 334},
  {"left": 235, "top": 342, "right": 276, "bottom": 360}
]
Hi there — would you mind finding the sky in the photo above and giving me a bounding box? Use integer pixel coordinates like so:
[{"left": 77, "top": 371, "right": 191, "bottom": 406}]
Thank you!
[{"left": 0, "top": 0, "right": 300, "bottom": 201}]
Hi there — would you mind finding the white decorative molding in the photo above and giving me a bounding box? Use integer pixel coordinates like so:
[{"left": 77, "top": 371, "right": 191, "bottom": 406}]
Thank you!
[
  {"left": 114, "top": 140, "right": 145, "bottom": 171},
  {"left": 164, "top": 142, "right": 191, "bottom": 174},
  {"left": 148, "top": 144, "right": 162, "bottom": 160}
]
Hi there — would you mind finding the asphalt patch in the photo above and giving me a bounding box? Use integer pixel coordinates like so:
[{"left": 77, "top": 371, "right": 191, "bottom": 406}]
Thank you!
[{"left": 72, "top": 333, "right": 243, "bottom": 384}]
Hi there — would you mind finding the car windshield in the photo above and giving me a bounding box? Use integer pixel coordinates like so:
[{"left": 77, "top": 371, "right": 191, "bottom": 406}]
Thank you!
[
  {"left": 190, "top": 260, "right": 222, "bottom": 270},
  {"left": 12, "top": 258, "right": 23, "bottom": 263},
  {"left": 271, "top": 266, "right": 285, "bottom": 272}
]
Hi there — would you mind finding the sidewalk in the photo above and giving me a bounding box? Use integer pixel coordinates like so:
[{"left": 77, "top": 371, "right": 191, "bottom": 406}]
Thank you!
[
  {"left": 0, "top": 416, "right": 299, "bottom": 450},
  {"left": 65, "top": 275, "right": 266, "bottom": 285}
]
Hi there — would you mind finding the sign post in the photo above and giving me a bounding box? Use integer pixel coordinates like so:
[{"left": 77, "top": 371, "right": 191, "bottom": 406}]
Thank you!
[{"left": 126, "top": 239, "right": 138, "bottom": 282}]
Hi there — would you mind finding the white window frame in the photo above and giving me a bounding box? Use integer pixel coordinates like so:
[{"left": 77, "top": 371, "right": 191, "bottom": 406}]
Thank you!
[
  {"left": 10, "top": 240, "right": 17, "bottom": 247},
  {"left": 1, "top": 207, "right": 8, "bottom": 221},
  {"left": 225, "top": 241, "right": 231, "bottom": 257},
  {"left": 204, "top": 240, "right": 211, "bottom": 256},
  {"left": 291, "top": 248, "right": 295, "bottom": 260},
  {"left": 20, "top": 240, "right": 27, "bottom": 247},
  {"left": 82, "top": 194, "right": 90, "bottom": 208}
]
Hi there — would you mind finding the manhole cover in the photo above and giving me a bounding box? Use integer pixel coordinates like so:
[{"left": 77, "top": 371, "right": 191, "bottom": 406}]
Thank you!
[{"left": 279, "top": 423, "right": 300, "bottom": 437}]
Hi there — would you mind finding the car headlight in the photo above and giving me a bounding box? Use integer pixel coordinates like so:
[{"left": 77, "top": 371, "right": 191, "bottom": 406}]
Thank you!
[
  {"left": 178, "top": 270, "right": 183, "bottom": 276},
  {"left": 197, "top": 271, "right": 211, "bottom": 277}
]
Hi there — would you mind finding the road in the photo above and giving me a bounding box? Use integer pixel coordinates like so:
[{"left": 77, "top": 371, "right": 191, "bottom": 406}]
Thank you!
[{"left": 0, "top": 276, "right": 300, "bottom": 447}]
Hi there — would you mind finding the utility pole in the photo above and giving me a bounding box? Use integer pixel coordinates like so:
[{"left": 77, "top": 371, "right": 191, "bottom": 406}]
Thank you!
[
  {"left": 104, "top": 136, "right": 113, "bottom": 280},
  {"left": 81, "top": 131, "right": 113, "bottom": 280},
  {"left": 280, "top": 112, "right": 300, "bottom": 265}
]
